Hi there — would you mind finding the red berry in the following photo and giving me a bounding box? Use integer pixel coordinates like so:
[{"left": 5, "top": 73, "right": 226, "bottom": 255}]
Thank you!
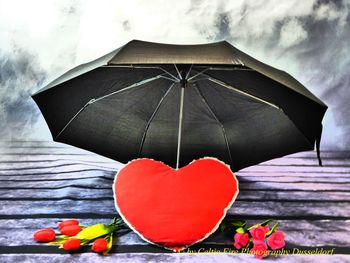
[
  {"left": 58, "top": 219, "right": 79, "bottom": 230},
  {"left": 60, "top": 225, "right": 81, "bottom": 236},
  {"left": 33, "top": 228, "right": 56, "bottom": 242},
  {"left": 91, "top": 238, "right": 108, "bottom": 253},
  {"left": 63, "top": 238, "right": 81, "bottom": 251}
]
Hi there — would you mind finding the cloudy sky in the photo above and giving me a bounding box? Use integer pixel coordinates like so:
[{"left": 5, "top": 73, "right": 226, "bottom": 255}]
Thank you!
[{"left": 0, "top": 0, "right": 349, "bottom": 150}]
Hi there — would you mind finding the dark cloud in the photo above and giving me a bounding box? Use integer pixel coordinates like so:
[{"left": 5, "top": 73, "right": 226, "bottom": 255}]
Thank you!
[
  {"left": 213, "top": 12, "right": 231, "bottom": 41},
  {"left": 199, "top": 0, "right": 350, "bottom": 149},
  {"left": 0, "top": 51, "right": 46, "bottom": 140}
]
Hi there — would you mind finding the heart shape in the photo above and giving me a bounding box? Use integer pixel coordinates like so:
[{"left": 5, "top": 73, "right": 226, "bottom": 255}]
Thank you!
[{"left": 113, "top": 157, "right": 239, "bottom": 251}]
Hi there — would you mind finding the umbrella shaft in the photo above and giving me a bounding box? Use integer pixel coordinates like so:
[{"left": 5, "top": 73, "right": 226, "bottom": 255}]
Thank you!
[{"left": 176, "top": 86, "right": 185, "bottom": 169}]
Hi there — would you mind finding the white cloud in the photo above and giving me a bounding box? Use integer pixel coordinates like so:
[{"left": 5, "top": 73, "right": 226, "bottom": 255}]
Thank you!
[
  {"left": 223, "top": 0, "right": 314, "bottom": 40},
  {"left": 315, "top": 3, "right": 344, "bottom": 21},
  {"left": 279, "top": 18, "right": 308, "bottom": 48}
]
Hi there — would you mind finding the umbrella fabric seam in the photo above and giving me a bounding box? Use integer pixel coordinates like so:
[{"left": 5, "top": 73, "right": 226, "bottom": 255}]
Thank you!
[
  {"left": 54, "top": 100, "right": 92, "bottom": 140},
  {"left": 193, "top": 84, "right": 233, "bottom": 166},
  {"left": 205, "top": 75, "right": 280, "bottom": 110},
  {"left": 93, "top": 75, "right": 163, "bottom": 103},
  {"left": 54, "top": 74, "right": 167, "bottom": 140},
  {"left": 138, "top": 83, "right": 176, "bottom": 157},
  {"left": 194, "top": 74, "right": 315, "bottom": 164},
  {"left": 198, "top": 72, "right": 319, "bottom": 151},
  {"left": 226, "top": 43, "right": 326, "bottom": 106}
]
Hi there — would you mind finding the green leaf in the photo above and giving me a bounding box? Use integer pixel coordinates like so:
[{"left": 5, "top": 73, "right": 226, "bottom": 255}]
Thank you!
[
  {"left": 103, "top": 233, "right": 113, "bottom": 256},
  {"left": 48, "top": 236, "right": 69, "bottom": 245},
  {"left": 247, "top": 219, "right": 273, "bottom": 230},
  {"left": 247, "top": 224, "right": 259, "bottom": 231},
  {"left": 261, "top": 219, "right": 272, "bottom": 226},
  {"left": 236, "top": 227, "right": 246, "bottom": 234},
  {"left": 231, "top": 220, "right": 246, "bottom": 227},
  {"left": 74, "top": 223, "right": 116, "bottom": 240},
  {"left": 80, "top": 238, "right": 91, "bottom": 246},
  {"left": 266, "top": 223, "right": 279, "bottom": 237}
]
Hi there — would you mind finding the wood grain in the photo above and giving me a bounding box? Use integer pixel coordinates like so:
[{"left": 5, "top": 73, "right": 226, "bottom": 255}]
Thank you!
[{"left": 0, "top": 141, "right": 349, "bottom": 262}]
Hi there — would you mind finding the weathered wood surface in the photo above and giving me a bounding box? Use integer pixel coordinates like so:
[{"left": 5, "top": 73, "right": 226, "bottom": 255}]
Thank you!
[{"left": 0, "top": 141, "right": 349, "bottom": 262}]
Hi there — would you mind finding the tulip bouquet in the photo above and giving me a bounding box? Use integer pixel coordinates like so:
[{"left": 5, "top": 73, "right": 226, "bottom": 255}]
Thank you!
[
  {"left": 221, "top": 219, "right": 286, "bottom": 259},
  {"left": 34, "top": 217, "right": 284, "bottom": 258},
  {"left": 33, "top": 218, "right": 128, "bottom": 255}
]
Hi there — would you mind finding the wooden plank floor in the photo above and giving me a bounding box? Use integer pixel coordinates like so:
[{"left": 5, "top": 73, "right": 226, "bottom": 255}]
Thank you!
[{"left": 0, "top": 141, "right": 350, "bottom": 262}]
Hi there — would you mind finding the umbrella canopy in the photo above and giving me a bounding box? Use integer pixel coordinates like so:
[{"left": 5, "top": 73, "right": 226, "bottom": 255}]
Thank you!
[{"left": 32, "top": 40, "right": 327, "bottom": 171}]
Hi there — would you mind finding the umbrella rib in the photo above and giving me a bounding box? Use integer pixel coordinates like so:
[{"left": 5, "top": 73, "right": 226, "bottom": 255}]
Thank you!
[
  {"left": 185, "top": 64, "right": 194, "bottom": 79},
  {"left": 93, "top": 74, "right": 165, "bottom": 103},
  {"left": 138, "top": 83, "right": 176, "bottom": 157},
  {"left": 193, "top": 84, "right": 233, "bottom": 166},
  {"left": 54, "top": 99, "right": 95, "bottom": 140},
  {"left": 159, "top": 75, "right": 178, "bottom": 82},
  {"left": 174, "top": 64, "right": 182, "bottom": 79},
  {"left": 159, "top": 68, "right": 180, "bottom": 82},
  {"left": 176, "top": 85, "right": 185, "bottom": 169},
  {"left": 55, "top": 74, "right": 170, "bottom": 140},
  {"left": 187, "top": 68, "right": 210, "bottom": 82},
  {"left": 205, "top": 75, "right": 280, "bottom": 110},
  {"left": 204, "top": 75, "right": 315, "bottom": 158}
]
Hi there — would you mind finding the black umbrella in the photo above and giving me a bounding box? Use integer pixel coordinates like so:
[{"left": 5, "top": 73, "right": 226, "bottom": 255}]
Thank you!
[{"left": 32, "top": 40, "right": 327, "bottom": 171}]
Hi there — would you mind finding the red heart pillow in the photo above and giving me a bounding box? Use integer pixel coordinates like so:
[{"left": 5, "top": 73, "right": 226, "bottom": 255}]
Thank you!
[{"left": 113, "top": 157, "right": 239, "bottom": 251}]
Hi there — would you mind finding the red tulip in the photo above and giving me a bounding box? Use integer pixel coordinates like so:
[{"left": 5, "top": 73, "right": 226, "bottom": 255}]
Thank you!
[
  {"left": 59, "top": 219, "right": 79, "bottom": 230},
  {"left": 60, "top": 224, "right": 81, "bottom": 236},
  {"left": 91, "top": 238, "right": 108, "bottom": 253},
  {"left": 63, "top": 238, "right": 81, "bottom": 251},
  {"left": 33, "top": 228, "right": 56, "bottom": 242}
]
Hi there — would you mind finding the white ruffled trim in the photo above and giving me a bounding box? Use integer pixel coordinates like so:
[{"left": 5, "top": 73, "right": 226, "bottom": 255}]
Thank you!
[{"left": 112, "top": 157, "right": 239, "bottom": 252}]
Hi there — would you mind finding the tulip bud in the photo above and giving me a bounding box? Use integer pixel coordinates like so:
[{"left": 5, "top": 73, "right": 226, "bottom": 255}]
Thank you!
[
  {"left": 60, "top": 224, "right": 81, "bottom": 236},
  {"left": 33, "top": 228, "right": 56, "bottom": 242},
  {"left": 91, "top": 238, "right": 108, "bottom": 253},
  {"left": 59, "top": 219, "right": 79, "bottom": 230},
  {"left": 63, "top": 238, "right": 81, "bottom": 251}
]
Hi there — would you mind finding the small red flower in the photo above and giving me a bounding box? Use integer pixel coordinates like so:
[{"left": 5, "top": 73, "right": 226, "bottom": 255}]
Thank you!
[
  {"left": 267, "top": 230, "right": 285, "bottom": 250},
  {"left": 63, "top": 238, "right": 81, "bottom": 251},
  {"left": 59, "top": 219, "right": 79, "bottom": 230},
  {"left": 91, "top": 238, "right": 109, "bottom": 253},
  {"left": 60, "top": 224, "right": 81, "bottom": 236},
  {"left": 251, "top": 240, "right": 268, "bottom": 259},
  {"left": 33, "top": 228, "right": 56, "bottom": 242},
  {"left": 249, "top": 225, "right": 267, "bottom": 241},
  {"left": 233, "top": 233, "right": 249, "bottom": 249}
]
